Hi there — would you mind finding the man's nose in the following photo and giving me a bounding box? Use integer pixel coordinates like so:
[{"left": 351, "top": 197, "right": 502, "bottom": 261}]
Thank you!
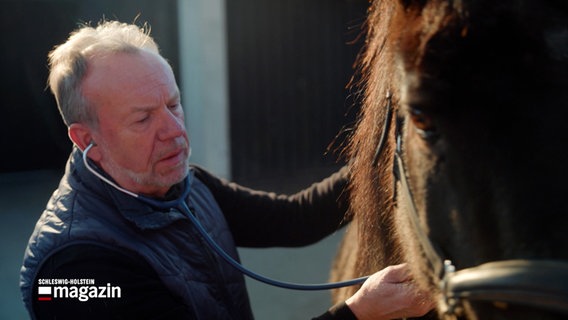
[{"left": 157, "top": 107, "right": 186, "bottom": 141}]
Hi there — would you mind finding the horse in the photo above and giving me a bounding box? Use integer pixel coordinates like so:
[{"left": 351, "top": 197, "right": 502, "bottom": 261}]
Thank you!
[{"left": 330, "top": 0, "right": 568, "bottom": 319}]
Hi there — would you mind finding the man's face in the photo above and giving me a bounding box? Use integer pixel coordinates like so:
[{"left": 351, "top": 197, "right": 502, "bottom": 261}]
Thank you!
[{"left": 82, "top": 51, "right": 190, "bottom": 197}]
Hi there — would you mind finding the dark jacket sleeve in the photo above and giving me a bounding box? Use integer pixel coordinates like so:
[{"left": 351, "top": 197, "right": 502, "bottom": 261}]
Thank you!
[
  {"left": 33, "top": 244, "right": 190, "bottom": 320},
  {"left": 311, "top": 301, "right": 358, "bottom": 320},
  {"left": 192, "top": 165, "right": 351, "bottom": 247}
]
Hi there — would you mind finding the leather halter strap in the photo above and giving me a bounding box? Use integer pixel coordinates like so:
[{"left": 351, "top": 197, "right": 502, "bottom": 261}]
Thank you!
[
  {"left": 443, "top": 260, "right": 568, "bottom": 315},
  {"left": 373, "top": 93, "right": 568, "bottom": 316},
  {"left": 372, "top": 93, "right": 446, "bottom": 279}
]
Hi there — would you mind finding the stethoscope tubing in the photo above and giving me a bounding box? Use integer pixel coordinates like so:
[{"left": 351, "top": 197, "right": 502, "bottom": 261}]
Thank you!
[
  {"left": 83, "top": 144, "right": 369, "bottom": 290},
  {"left": 177, "top": 200, "right": 369, "bottom": 290}
]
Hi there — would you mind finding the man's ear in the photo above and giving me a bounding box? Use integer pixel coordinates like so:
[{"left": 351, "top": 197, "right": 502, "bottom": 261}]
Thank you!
[{"left": 68, "top": 123, "right": 102, "bottom": 162}]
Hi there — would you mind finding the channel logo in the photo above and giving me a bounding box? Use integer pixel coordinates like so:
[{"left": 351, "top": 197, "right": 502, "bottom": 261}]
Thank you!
[{"left": 37, "top": 280, "right": 121, "bottom": 302}]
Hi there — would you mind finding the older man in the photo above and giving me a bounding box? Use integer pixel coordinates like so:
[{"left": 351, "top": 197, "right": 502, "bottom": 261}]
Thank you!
[{"left": 20, "top": 20, "right": 432, "bottom": 320}]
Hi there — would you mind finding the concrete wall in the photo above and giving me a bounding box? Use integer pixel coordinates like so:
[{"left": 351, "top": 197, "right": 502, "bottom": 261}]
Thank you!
[{"left": 178, "top": 0, "right": 232, "bottom": 179}]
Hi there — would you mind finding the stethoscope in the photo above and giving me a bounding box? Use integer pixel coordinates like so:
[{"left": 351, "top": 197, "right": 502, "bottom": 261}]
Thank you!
[{"left": 83, "top": 143, "right": 369, "bottom": 290}]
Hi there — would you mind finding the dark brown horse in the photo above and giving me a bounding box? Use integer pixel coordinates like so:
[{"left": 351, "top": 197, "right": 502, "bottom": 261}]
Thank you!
[{"left": 331, "top": 0, "right": 568, "bottom": 319}]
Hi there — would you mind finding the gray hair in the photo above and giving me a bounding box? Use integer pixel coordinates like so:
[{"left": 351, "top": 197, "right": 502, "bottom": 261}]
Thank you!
[{"left": 48, "top": 20, "right": 160, "bottom": 126}]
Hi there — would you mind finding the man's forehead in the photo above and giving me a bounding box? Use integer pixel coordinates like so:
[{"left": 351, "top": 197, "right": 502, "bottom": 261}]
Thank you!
[{"left": 82, "top": 51, "right": 178, "bottom": 105}]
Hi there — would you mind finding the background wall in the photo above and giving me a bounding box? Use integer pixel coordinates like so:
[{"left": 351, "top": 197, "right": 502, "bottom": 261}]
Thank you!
[{"left": 226, "top": 0, "right": 366, "bottom": 183}]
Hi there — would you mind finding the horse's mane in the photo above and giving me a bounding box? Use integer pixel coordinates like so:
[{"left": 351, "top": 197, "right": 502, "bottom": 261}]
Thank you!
[
  {"left": 345, "top": 0, "right": 463, "bottom": 279},
  {"left": 346, "top": 0, "right": 400, "bottom": 276}
]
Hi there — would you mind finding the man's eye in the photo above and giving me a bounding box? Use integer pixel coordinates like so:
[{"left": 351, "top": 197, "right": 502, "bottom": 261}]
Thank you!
[{"left": 137, "top": 115, "right": 150, "bottom": 123}]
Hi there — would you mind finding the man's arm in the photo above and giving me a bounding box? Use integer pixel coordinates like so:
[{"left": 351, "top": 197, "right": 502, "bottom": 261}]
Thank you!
[
  {"left": 192, "top": 165, "right": 351, "bottom": 247},
  {"left": 32, "top": 244, "right": 190, "bottom": 319}
]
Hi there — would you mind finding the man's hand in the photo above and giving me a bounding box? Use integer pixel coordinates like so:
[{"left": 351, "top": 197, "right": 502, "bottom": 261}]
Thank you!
[{"left": 345, "top": 264, "right": 435, "bottom": 320}]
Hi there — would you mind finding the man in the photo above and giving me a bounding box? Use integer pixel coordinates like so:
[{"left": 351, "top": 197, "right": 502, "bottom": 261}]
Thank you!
[{"left": 20, "top": 20, "right": 433, "bottom": 319}]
